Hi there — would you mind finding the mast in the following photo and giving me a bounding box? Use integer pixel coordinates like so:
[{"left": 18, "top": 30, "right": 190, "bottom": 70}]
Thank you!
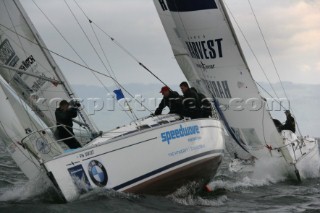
[
  {"left": 13, "top": 0, "right": 97, "bottom": 136},
  {"left": 0, "top": 0, "right": 98, "bottom": 136}
]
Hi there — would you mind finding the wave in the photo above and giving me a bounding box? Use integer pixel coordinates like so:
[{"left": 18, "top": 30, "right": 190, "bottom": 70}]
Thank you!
[{"left": 0, "top": 173, "right": 58, "bottom": 203}]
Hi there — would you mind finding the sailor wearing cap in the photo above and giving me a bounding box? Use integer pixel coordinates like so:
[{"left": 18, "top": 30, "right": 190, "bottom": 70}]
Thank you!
[{"left": 154, "top": 86, "right": 183, "bottom": 116}]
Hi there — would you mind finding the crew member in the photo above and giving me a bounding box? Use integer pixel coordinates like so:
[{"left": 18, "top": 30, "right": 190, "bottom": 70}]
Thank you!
[
  {"left": 155, "top": 86, "right": 183, "bottom": 116},
  {"left": 179, "top": 82, "right": 202, "bottom": 119},
  {"left": 190, "top": 87, "right": 212, "bottom": 118},
  {"left": 55, "top": 100, "right": 82, "bottom": 149},
  {"left": 281, "top": 110, "right": 296, "bottom": 133},
  {"left": 273, "top": 119, "right": 282, "bottom": 132}
]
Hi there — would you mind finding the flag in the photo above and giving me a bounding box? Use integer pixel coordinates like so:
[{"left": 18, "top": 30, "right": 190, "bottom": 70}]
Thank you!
[{"left": 113, "top": 89, "right": 125, "bottom": 100}]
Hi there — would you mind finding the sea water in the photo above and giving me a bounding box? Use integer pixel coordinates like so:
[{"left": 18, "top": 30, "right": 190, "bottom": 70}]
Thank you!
[{"left": 1, "top": 142, "right": 320, "bottom": 212}]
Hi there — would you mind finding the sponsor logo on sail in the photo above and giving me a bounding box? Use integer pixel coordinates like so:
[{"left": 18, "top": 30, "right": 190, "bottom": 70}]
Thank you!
[
  {"left": 88, "top": 160, "right": 108, "bottom": 187},
  {"left": 161, "top": 125, "right": 200, "bottom": 144},
  {"left": 19, "top": 55, "right": 35, "bottom": 71},
  {"left": 202, "top": 80, "right": 232, "bottom": 99},
  {"left": 185, "top": 38, "right": 223, "bottom": 60},
  {"left": 197, "top": 61, "right": 215, "bottom": 70},
  {"left": 0, "top": 39, "right": 19, "bottom": 66}
]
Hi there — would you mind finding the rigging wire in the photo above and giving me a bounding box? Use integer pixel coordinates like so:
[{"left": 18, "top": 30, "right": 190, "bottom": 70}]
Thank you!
[
  {"left": 0, "top": 23, "right": 155, "bottom": 116},
  {"left": 72, "top": 0, "right": 118, "bottom": 82},
  {"left": 30, "top": 1, "right": 136, "bottom": 126},
  {"left": 0, "top": 121, "right": 41, "bottom": 169},
  {"left": 2, "top": 1, "right": 49, "bottom": 132},
  {"left": 63, "top": 0, "right": 111, "bottom": 79},
  {"left": 224, "top": 2, "right": 280, "bottom": 100},
  {"left": 247, "top": 0, "right": 289, "bottom": 101},
  {"left": 11, "top": 0, "right": 94, "bottom": 134},
  {"left": 73, "top": 0, "right": 168, "bottom": 87},
  {"left": 63, "top": 0, "right": 139, "bottom": 122},
  {"left": 70, "top": 0, "right": 179, "bottom": 123},
  {"left": 247, "top": 0, "right": 303, "bottom": 137},
  {"left": 30, "top": 0, "right": 94, "bottom": 79},
  {"left": 65, "top": 0, "right": 140, "bottom": 122},
  {"left": 30, "top": 0, "right": 143, "bottom": 122}
]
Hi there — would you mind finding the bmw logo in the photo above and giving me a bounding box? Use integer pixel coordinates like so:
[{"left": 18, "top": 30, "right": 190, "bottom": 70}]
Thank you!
[{"left": 88, "top": 160, "right": 108, "bottom": 187}]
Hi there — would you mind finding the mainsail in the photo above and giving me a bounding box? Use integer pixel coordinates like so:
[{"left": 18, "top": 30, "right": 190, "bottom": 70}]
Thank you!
[
  {"left": 0, "top": 0, "right": 97, "bottom": 136},
  {"left": 154, "top": 0, "right": 293, "bottom": 161}
]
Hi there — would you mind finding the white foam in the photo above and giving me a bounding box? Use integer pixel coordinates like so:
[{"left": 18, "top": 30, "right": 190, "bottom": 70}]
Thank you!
[
  {"left": 167, "top": 181, "right": 228, "bottom": 207},
  {"left": 170, "top": 194, "right": 228, "bottom": 207},
  {"left": 0, "top": 173, "right": 52, "bottom": 201},
  {"left": 250, "top": 157, "right": 289, "bottom": 182}
]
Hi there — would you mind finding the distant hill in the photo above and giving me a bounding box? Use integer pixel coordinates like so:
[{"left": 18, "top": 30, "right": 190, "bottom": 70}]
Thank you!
[{"left": 73, "top": 82, "right": 320, "bottom": 137}]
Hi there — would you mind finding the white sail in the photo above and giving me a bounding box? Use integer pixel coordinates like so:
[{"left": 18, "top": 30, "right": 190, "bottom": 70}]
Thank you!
[
  {"left": 0, "top": 76, "right": 42, "bottom": 179},
  {"left": 0, "top": 0, "right": 97, "bottom": 136},
  {"left": 0, "top": 75, "right": 67, "bottom": 178},
  {"left": 153, "top": 0, "right": 293, "bottom": 161},
  {"left": 153, "top": 2, "right": 200, "bottom": 84}
]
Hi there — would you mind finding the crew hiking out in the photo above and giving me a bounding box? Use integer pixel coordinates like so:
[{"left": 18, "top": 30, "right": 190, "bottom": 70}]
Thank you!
[{"left": 155, "top": 86, "right": 183, "bottom": 116}]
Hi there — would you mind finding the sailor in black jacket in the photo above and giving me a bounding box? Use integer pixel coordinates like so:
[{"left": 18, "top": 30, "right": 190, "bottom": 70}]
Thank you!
[
  {"left": 190, "top": 87, "right": 212, "bottom": 118},
  {"left": 155, "top": 86, "right": 183, "bottom": 116},
  {"left": 180, "top": 82, "right": 202, "bottom": 119},
  {"left": 281, "top": 110, "right": 296, "bottom": 133},
  {"left": 55, "top": 100, "right": 82, "bottom": 149}
]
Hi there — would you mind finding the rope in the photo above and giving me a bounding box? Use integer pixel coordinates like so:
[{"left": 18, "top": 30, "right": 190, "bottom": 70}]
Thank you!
[
  {"left": 31, "top": 0, "right": 88, "bottom": 72},
  {"left": 0, "top": 121, "right": 41, "bottom": 169},
  {"left": 31, "top": 1, "right": 138, "bottom": 123},
  {"left": 73, "top": 0, "right": 168, "bottom": 86},
  {"left": 63, "top": 0, "right": 139, "bottom": 121},
  {"left": 0, "top": 23, "right": 155, "bottom": 116},
  {"left": 2, "top": 1, "right": 52, "bottom": 132},
  {"left": 247, "top": 0, "right": 304, "bottom": 138},
  {"left": 31, "top": 1, "right": 165, "bottom": 117},
  {"left": 247, "top": 0, "right": 289, "bottom": 101},
  {"left": 72, "top": 0, "right": 118, "bottom": 81},
  {"left": 63, "top": 0, "right": 110, "bottom": 77},
  {"left": 64, "top": 0, "right": 140, "bottom": 121}
]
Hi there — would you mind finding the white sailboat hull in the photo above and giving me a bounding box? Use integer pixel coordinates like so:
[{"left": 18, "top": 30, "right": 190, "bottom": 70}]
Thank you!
[
  {"left": 228, "top": 131, "right": 320, "bottom": 180},
  {"left": 282, "top": 131, "right": 320, "bottom": 179},
  {"left": 43, "top": 118, "right": 224, "bottom": 202}
]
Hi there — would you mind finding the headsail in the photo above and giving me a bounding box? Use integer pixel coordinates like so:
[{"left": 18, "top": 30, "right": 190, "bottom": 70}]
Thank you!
[
  {"left": 154, "top": 0, "right": 292, "bottom": 161},
  {"left": 0, "top": 0, "right": 97, "bottom": 136},
  {"left": 0, "top": 76, "right": 43, "bottom": 179}
]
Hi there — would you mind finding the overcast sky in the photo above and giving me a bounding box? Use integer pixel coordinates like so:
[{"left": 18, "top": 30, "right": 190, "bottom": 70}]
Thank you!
[{"left": 20, "top": 0, "right": 320, "bottom": 87}]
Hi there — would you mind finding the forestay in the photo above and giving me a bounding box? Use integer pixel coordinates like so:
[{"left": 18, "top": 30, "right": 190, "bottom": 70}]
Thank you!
[
  {"left": 0, "top": 0, "right": 97, "bottom": 136},
  {"left": 154, "top": 0, "right": 292, "bottom": 161}
]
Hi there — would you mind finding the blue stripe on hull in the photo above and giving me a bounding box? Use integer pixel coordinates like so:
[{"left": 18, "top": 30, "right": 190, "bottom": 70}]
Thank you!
[
  {"left": 166, "top": 0, "right": 217, "bottom": 12},
  {"left": 113, "top": 149, "right": 223, "bottom": 191}
]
